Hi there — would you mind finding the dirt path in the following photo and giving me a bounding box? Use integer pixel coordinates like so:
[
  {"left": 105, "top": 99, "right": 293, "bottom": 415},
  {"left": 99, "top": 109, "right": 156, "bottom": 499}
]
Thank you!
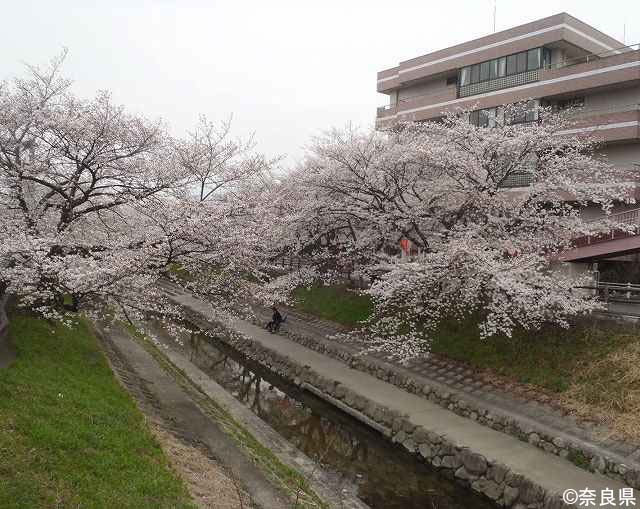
[{"left": 94, "top": 322, "right": 291, "bottom": 509}]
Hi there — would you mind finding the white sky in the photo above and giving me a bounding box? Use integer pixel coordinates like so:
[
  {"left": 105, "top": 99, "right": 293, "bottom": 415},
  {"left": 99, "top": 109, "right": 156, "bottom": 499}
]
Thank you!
[{"left": 1, "top": 1, "right": 639, "bottom": 167}]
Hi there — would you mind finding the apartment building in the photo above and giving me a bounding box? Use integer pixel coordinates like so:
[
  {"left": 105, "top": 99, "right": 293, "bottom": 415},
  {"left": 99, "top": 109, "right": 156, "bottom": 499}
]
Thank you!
[{"left": 376, "top": 12, "right": 640, "bottom": 307}]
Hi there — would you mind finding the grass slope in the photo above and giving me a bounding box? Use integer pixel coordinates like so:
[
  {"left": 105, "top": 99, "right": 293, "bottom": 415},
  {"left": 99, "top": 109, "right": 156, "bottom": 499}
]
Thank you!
[
  {"left": 0, "top": 314, "right": 195, "bottom": 509},
  {"left": 430, "top": 318, "right": 638, "bottom": 393},
  {"left": 293, "top": 285, "right": 374, "bottom": 326}
]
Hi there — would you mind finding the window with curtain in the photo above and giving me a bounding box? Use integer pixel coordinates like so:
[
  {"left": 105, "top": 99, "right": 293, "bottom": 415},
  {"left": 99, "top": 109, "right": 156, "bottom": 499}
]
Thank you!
[
  {"left": 459, "top": 68, "right": 470, "bottom": 86},
  {"left": 527, "top": 48, "right": 541, "bottom": 71},
  {"left": 459, "top": 47, "right": 547, "bottom": 87},
  {"left": 469, "top": 102, "right": 537, "bottom": 128},
  {"left": 516, "top": 52, "right": 527, "bottom": 73}
]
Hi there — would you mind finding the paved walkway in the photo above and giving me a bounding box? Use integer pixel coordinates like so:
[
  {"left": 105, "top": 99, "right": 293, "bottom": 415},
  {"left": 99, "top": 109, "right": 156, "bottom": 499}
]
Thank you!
[
  {"left": 253, "top": 305, "right": 640, "bottom": 468},
  {"left": 268, "top": 309, "right": 640, "bottom": 468},
  {"left": 165, "top": 287, "right": 638, "bottom": 505}
]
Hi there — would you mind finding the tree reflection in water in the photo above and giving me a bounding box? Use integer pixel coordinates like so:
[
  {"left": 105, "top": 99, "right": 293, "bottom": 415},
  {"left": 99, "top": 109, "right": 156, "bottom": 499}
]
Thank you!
[
  {"left": 198, "top": 344, "right": 367, "bottom": 467},
  {"left": 180, "top": 332, "right": 495, "bottom": 509}
]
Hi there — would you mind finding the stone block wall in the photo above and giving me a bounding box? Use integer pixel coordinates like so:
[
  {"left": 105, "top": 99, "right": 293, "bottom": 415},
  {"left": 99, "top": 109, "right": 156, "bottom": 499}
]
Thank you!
[
  {"left": 264, "top": 322, "right": 640, "bottom": 492},
  {"left": 203, "top": 323, "right": 583, "bottom": 508}
]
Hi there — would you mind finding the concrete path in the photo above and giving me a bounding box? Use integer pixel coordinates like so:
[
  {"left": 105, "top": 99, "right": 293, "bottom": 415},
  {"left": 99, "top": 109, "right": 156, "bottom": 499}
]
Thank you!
[
  {"left": 255, "top": 306, "right": 640, "bottom": 470},
  {"left": 167, "top": 288, "right": 638, "bottom": 506},
  {"left": 95, "top": 323, "right": 291, "bottom": 509}
]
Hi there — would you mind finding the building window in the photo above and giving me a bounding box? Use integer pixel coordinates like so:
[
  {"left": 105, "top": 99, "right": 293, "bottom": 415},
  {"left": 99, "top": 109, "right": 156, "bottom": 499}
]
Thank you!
[
  {"left": 516, "top": 52, "right": 527, "bottom": 73},
  {"left": 459, "top": 67, "right": 470, "bottom": 86},
  {"left": 527, "top": 48, "right": 541, "bottom": 71},
  {"left": 506, "top": 54, "right": 517, "bottom": 75},
  {"left": 543, "top": 47, "right": 552, "bottom": 68},
  {"left": 497, "top": 57, "right": 506, "bottom": 77},
  {"left": 471, "top": 64, "right": 480, "bottom": 83},
  {"left": 480, "top": 61, "right": 490, "bottom": 81},
  {"left": 458, "top": 47, "right": 547, "bottom": 87},
  {"left": 479, "top": 109, "right": 490, "bottom": 127},
  {"left": 507, "top": 100, "right": 540, "bottom": 124},
  {"left": 489, "top": 59, "right": 498, "bottom": 80},
  {"left": 556, "top": 96, "right": 585, "bottom": 110},
  {"left": 469, "top": 101, "right": 539, "bottom": 128},
  {"left": 468, "top": 106, "right": 505, "bottom": 128}
]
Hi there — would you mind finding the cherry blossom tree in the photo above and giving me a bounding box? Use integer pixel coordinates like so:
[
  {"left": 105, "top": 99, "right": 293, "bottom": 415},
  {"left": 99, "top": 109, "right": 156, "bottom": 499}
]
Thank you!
[
  {"left": 0, "top": 54, "right": 278, "bottom": 325},
  {"left": 278, "top": 105, "right": 635, "bottom": 359},
  {"left": 173, "top": 115, "right": 277, "bottom": 203}
]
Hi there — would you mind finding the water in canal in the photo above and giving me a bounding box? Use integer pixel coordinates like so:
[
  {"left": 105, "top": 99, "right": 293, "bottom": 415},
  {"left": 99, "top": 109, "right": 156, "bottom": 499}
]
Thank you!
[{"left": 162, "top": 328, "right": 495, "bottom": 509}]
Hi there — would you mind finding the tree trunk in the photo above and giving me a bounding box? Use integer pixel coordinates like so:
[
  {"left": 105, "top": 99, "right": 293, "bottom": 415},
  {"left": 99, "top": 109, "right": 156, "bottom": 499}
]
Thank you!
[{"left": 0, "top": 286, "right": 16, "bottom": 369}]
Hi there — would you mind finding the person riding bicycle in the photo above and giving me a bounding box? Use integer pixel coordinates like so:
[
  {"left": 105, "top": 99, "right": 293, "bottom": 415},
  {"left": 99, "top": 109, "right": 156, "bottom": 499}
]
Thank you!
[{"left": 266, "top": 306, "right": 284, "bottom": 333}]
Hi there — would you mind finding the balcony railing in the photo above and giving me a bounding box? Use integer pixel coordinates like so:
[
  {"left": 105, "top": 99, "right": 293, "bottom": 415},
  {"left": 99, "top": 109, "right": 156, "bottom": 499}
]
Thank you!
[
  {"left": 458, "top": 70, "right": 540, "bottom": 98},
  {"left": 573, "top": 208, "right": 640, "bottom": 248},
  {"left": 498, "top": 171, "right": 535, "bottom": 188},
  {"left": 577, "top": 281, "right": 640, "bottom": 303}
]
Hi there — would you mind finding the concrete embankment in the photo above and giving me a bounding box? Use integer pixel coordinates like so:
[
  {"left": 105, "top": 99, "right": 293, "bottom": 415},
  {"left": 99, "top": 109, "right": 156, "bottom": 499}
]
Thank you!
[
  {"left": 145, "top": 324, "right": 370, "bottom": 509},
  {"left": 252, "top": 305, "right": 640, "bottom": 489},
  {"left": 166, "top": 288, "right": 639, "bottom": 509}
]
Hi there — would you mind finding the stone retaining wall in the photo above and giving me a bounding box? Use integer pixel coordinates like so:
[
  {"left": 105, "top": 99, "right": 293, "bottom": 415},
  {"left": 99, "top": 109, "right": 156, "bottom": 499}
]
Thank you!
[
  {"left": 267, "top": 322, "right": 640, "bottom": 492},
  {"left": 194, "top": 318, "right": 576, "bottom": 509}
]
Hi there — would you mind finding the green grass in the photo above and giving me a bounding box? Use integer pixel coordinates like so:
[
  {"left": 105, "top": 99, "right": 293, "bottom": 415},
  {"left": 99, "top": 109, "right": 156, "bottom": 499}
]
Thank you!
[
  {"left": 0, "top": 313, "right": 195, "bottom": 509},
  {"left": 293, "top": 285, "right": 374, "bottom": 326},
  {"left": 167, "top": 263, "right": 194, "bottom": 282},
  {"left": 567, "top": 449, "right": 591, "bottom": 469},
  {"left": 430, "top": 317, "right": 639, "bottom": 393}
]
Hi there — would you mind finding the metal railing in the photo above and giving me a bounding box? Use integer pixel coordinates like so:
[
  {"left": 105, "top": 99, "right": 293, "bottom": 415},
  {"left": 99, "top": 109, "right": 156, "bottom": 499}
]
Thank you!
[
  {"left": 579, "top": 281, "right": 640, "bottom": 302},
  {"left": 549, "top": 43, "right": 640, "bottom": 70},
  {"left": 458, "top": 69, "right": 540, "bottom": 98},
  {"left": 572, "top": 207, "right": 640, "bottom": 248},
  {"left": 498, "top": 171, "right": 535, "bottom": 188},
  {"left": 276, "top": 256, "right": 307, "bottom": 271}
]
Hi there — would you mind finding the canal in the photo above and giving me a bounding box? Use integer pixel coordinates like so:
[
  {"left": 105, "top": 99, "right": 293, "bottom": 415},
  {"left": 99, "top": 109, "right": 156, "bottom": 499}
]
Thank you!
[{"left": 157, "top": 325, "right": 495, "bottom": 509}]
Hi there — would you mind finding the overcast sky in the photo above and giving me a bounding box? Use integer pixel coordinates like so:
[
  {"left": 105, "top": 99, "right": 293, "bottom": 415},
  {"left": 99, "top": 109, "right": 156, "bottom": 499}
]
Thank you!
[{"left": 1, "top": 1, "right": 638, "bottom": 167}]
